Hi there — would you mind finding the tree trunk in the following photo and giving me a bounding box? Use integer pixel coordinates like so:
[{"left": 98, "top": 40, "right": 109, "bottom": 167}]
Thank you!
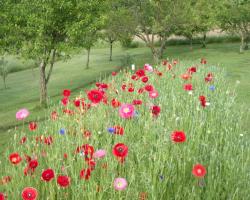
[
  {"left": 39, "top": 60, "right": 47, "bottom": 106},
  {"left": 190, "top": 37, "right": 193, "bottom": 51},
  {"left": 151, "top": 48, "right": 159, "bottom": 64},
  {"left": 109, "top": 41, "right": 113, "bottom": 61},
  {"left": 45, "top": 49, "right": 56, "bottom": 85},
  {"left": 86, "top": 48, "right": 90, "bottom": 69},
  {"left": 202, "top": 33, "right": 207, "bottom": 48},
  {"left": 159, "top": 39, "right": 168, "bottom": 60},
  {"left": 3, "top": 76, "right": 6, "bottom": 89},
  {"left": 240, "top": 34, "right": 248, "bottom": 53}
]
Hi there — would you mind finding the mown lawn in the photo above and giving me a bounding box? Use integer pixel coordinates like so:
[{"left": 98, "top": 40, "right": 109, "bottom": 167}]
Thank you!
[{"left": 0, "top": 42, "right": 249, "bottom": 152}]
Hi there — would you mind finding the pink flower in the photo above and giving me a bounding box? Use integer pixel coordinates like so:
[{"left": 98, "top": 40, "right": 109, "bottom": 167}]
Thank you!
[
  {"left": 114, "top": 178, "right": 128, "bottom": 191},
  {"left": 93, "top": 149, "right": 106, "bottom": 159},
  {"left": 149, "top": 90, "right": 159, "bottom": 99},
  {"left": 119, "top": 104, "right": 135, "bottom": 119},
  {"left": 144, "top": 64, "right": 153, "bottom": 72},
  {"left": 16, "top": 108, "right": 29, "bottom": 120}
]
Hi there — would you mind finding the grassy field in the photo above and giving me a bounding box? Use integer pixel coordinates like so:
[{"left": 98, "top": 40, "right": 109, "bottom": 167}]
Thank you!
[
  {"left": 1, "top": 56, "right": 249, "bottom": 199},
  {"left": 0, "top": 42, "right": 249, "bottom": 152}
]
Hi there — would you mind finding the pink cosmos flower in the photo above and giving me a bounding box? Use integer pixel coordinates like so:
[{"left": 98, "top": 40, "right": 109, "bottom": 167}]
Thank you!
[
  {"left": 119, "top": 104, "right": 135, "bottom": 119},
  {"left": 114, "top": 178, "right": 128, "bottom": 191},
  {"left": 93, "top": 149, "right": 106, "bottom": 159},
  {"left": 149, "top": 90, "right": 159, "bottom": 98},
  {"left": 16, "top": 108, "right": 29, "bottom": 120},
  {"left": 144, "top": 64, "right": 153, "bottom": 72}
]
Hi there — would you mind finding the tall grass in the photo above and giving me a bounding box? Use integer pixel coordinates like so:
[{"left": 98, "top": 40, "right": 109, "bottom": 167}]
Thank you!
[{"left": 0, "top": 60, "right": 249, "bottom": 200}]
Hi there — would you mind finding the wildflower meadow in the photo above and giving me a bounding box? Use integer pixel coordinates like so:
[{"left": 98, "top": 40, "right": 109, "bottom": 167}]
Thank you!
[{"left": 0, "top": 59, "right": 249, "bottom": 200}]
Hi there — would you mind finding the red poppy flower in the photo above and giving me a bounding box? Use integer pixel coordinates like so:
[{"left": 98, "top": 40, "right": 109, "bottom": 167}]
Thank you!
[
  {"left": 9, "top": 152, "right": 22, "bottom": 165},
  {"left": 41, "top": 169, "right": 55, "bottom": 182},
  {"left": 57, "top": 175, "right": 70, "bottom": 188},
  {"left": 83, "top": 130, "right": 91, "bottom": 139},
  {"left": 171, "top": 131, "right": 186, "bottom": 143},
  {"left": 20, "top": 136, "right": 27, "bottom": 144},
  {"left": 121, "top": 84, "right": 126, "bottom": 91},
  {"left": 63, "top": 109, "right": 74, "bottom": 115},
  {"left": 183, "top": 84, "right": 193, "bottom": 91},
  {"left": 44, "top": 136, "right": 53, "bottom": 145},
  {"left": 162, "top": 60, "right": 168, "bottom": 65},
  {"left": 21, "top": 187, "right": 38, "bottom": 200},
  {"left": 0, "top": 192, "right": 5, "bottom": 200},
  {"left": 80, "top": 168, "right": 91, "bottom": 180},
  {"left": 73, "top": 99, "right": 81, "bottom": 107},
  {"left": 29, "top": 159, "right": 38, "bottom": 169},
  {"left": 113, "top": 126, "right": 124, "bottom": 135},
  {"left": 128, "top": 87, "right": 134, "bottom": 92},
  {"left": 112, "top": 72, "right": 117, "bottom": 76},
  {"left": 151, "top": 105, "right": 161, "bottom": 116},
  {"left": 100, "top": 83, "right": 108, "bottom": 89},
  {"left": 61, "top": 97, "right": 69, "bottom": 106},
  {"left": 77, "top": 144, "right": 94, "bottom": 161},
  {"left": 141, "top": 76, "right": 148, "bottom": 83},
  {"left": 187, "top": 67, "right": 197, "bottom": 74},
  {"left": 131, "top": 75, "right": 138, "bottom": 80},
  {"left": 111, "top": 98, "right": 121, "bottom": 108},
  {"left": 199, "top": 96, "right": 206, "bottom": 107},
  {"left": 157, "top": 71, "right": 163, "bottom": 76},
  {"left": 87, "top": 159, "right": 96, "bottom": 171},
  {"left": 87, "top": 89, "right": 104, "bottom": 104},
  {"left": 63, "top": 153, "right": 68, "bottom": 160},
  {"left": 136, "top": 69, "right": 145, "bottom": 77},
  {"left": 205, "top": 73, "right": 213, "bottom": 82},
  {"left": 166, "top": 64, "right": 172, "bottom": 71},
  {"left": 192, "top": 164, "right": 207, "bottom": 178},
  {"left": 63, "top": 89, "right": 71, "bottom": 97},
  {"left": 145, "top": 84, "right": 154, "bottom": 92},
  {"left": 24, "top": 154, "right": 31, "bottom": 163},
  {"left": 29, "top": 122, "right": 37, "bottom": 131},
  {"left": 112, "top": 143, "right": 128, "bottom": 158},
  {"left": 133, "top": 99, "right": 143, "bottom": 105},
  {"left": 173, "top": 60, "right": 178, "bottom": 65},
  {"left": 138, "top": 88, "right": 145, "bottom": 94}
]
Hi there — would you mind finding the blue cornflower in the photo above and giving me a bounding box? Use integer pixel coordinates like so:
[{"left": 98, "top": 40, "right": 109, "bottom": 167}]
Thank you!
[
  {"left": 159, "top": 175, "right": 164, "bottom": 181},
  {"left": 59, "top": 128, "right": 66, "bottom": 135},
  {"left": 107, "top": 127, "right": 115, "bottom": 134},
  {"left": 209, "top": 85, "right": 215, "bottom": 91}
]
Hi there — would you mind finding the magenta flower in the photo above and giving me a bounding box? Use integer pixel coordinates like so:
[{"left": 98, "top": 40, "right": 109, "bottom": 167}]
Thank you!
[
  {"left": 149, "top": 90, "right": 159, "bottom": 99},
  {"left": 93, "top": 149, "right": 106, "bottom": 159},
  {"left": 119, "top": 104, "right": 135, "bottom": 119},
  {"left": 114, "top": 178, "right": 128, "bottom": 191},
  {"left": 16, "top": 108, "right": 29, "bottom": 120}
]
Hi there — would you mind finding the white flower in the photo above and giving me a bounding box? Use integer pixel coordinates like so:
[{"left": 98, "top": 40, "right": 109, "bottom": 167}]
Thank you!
[
  {"left": 240, "top": 134, "right": 244, "bottom": 137},
  {"left": 131, "top": 64, "right": 135, "bottom": 71},
  {"left": 188, "top": 91, "right": 193, "bottom": 95},
  {"left": 205, "top": 102, "right": 210, "bottom": 106}
]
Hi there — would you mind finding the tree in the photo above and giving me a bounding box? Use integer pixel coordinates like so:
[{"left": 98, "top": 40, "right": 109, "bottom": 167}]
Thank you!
[
  {"left": 218, "top": 0, "right": 250, "bottom": 52},
  {"left": 120, "top": 0, "right": 187, "bottom": 63},
  {"left": 0, "top": 56, "right": 9, "bottom": 89},
  {"left": 102, "top": 4, "right": 136, "bottom": 61},
  {"left": 82, "top": 30, "right": 99, "bottom": 69},
  {"left": 8, "top": 0, "right": 105, "bottom": 106},
  {"left": 175, "top": 0, "right": 217, "bottom": 49},
  {"left": 68, "top": 1, "right": 105, "bottom": 69}
]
